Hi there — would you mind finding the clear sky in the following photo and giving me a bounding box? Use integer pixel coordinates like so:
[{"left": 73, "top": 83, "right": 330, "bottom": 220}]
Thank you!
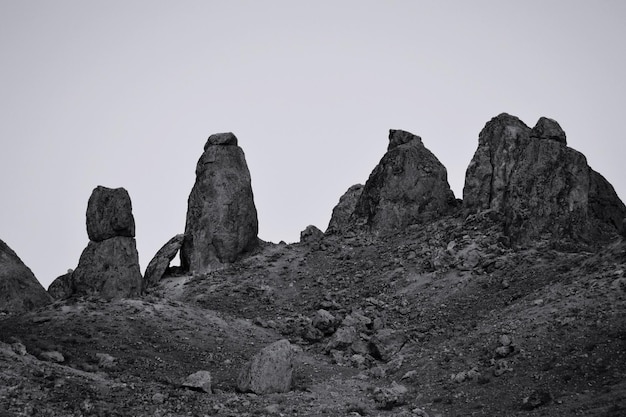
[{"left": 1, "top": 1, "right": 625, "bottom": 289}]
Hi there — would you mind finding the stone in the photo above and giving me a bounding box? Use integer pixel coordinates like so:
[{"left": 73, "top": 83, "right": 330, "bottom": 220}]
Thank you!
[
  {"left": 369, "top": 328, "right": 407, "bottom": 362},
  {"left": 72, "top": 237, "right": 142, "bottom": 300},
  {"left": 86, "top": 186, "right": 135, "bottom": 242},
  {"left": 182, "top": 370, "right": 212, "bottom": 393},
  {"left": 0, "top": 238, "right": 51, "bottom": 313},
  {"left": 48, "top": 271, "right": 73, "bottom": 300},
  {"left": 237, "top": 339, "right": 295, "bottom": 394},
  {"left": 143, "top": 234, "right": 184, "bottom": 289},
  {"left": 521, "top": 390, "right": 552, "bottom": 410},
  {"left": 40, "top": 351, "right": 64, "bottom": 363},
  {"left": 373, "top": 382, "right": 408, "bottom": 410},
  {"left": 300, "top": 225, "right": 323, "bottom": 244},
  {"left": 352, "top": 129, "right": 457, "bottom": 232},
  {"left": 326, "top": 184, "right": 364, "bottom": 234},
  {"left": 95, "top": 353, "right": 116, "bottom": 369},
  {"left": 312, "top": 309, "right": 337, "bottom": 335},
  {"left": 325, "top": 326, "right": 357, "bottom": 351},
  {"left": 463, "top": 113, "right": 626, "bottom": 242},
  {"left": 530, "top": 117, "right": 567, "bottom": 144},
  {"left": 181, "top": 133, "right": 259, "bottom": 273}
]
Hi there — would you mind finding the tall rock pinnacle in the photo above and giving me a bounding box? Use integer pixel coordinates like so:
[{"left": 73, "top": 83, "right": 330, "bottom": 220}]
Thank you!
[
  {"left": 181, "top": 133, "right": 258, "bottom": 273},
  {"left": 68, "top": 186, "right": 143, "bottom": 299},
  {"left": 463, "top": 113, "right": 626, "bottom": 242},
  {"left": 350, "top": 129, "right": 457, "bottom": 232}
]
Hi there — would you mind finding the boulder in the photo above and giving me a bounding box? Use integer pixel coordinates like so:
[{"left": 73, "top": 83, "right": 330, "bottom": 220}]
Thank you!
[
  {"left": 237, "top": 339, "right": 295, "bottom": 394},
  {"left": 182, "top": 370, "right": 212, "bottom": 393},
  {"left": 300, "top": 225, "right": 323, "bottom": 244},
  {"left": 143, "top": 234, "right": 184, "bottom": 289},
  {"left": 326, "top": 184, "right": 363, "bottom": 234},
  {"left": 0, "top": 238, "right": 51, "bottom": 313},
  {"left": 352, "top": 130, "right": 457, "bottom": 232},
  {"left": 48, "top": 271, "right": 73, "bottom": 300},
  {"left": 369, "top": 328, "right": 407, "bottom": 362},
  {"left": 181, "top": 133, "right": 258, "bottom": 273},
  {"left": 463, "top": 113, "right": 626, "bottom": 242},
  {"left": 86, "top": 186, "right": 135, "bottom": 242},
  {"left": 72, "top": 237, "right": 142, "bottom": 299}
]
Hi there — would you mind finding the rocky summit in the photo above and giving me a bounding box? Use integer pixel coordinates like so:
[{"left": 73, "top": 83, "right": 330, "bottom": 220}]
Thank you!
[
  {"left": 350, "top": 129, "right": 457, "bottom": 232},
  {"left": 1, "top": 118, "right": 625, "bottom": 416},
  {"left": 463, "top": 113, "right": 625, "bottom": 243},
  {"left": 0, "top": 239, "right": 51, "bottom": 313},
  {"left": 180, "top": 132, "right": 259, "bottom": 274}
]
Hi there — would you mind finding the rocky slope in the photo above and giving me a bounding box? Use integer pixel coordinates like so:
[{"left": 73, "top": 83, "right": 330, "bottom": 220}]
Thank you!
[{"left": 1, "top": 116, "right": 625, "bottom": 416}]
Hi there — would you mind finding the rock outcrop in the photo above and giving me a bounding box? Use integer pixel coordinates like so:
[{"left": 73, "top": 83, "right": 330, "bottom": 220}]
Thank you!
[
  {"left": 47, "top": 271, "right": 73, "bottom": 300},
  {"left": 326, "top": 184, "right": 363, "bottom": 234},
  {"left": 351, "top": 130, "right": 457, "bottom": 232},
  {"left": 181, "top": 133, "right": 258, "bottom": 273},
  {"left": 0, "top": 239, "right": 51, "bottom": 313},
  {"left": 71, "top": 186, "right": 142, "bottom": 299},
  {"left": 143, "top": 234, "right": 184, "bottom": 290},
  {"left": 300, "top": 225, "right": 323, "bottom": 244},
  {"left": 463, "top": 113, "right": 626, "bottom": 242},
  {"left": 237, "top": 339, "right": 296, "bottom": 394}
]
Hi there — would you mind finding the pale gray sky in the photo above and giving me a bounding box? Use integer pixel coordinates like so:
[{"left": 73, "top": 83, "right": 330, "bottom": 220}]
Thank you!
[{"left": 1, "top": 1, "right": 625, "bottom": 289}]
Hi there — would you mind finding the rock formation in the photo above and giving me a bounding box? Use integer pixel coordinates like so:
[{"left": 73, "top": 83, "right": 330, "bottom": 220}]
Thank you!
[
  {"left": 143, "top": 234, "right": 184, "bottom": 289},
  {"left": 0, "top": 238, "right": 51, "bottom": 313},
  {"left": 47, "top": 271, "right": 73, "bottom": 300},
  {"left": 71, "top": 186, "right": 142, "bottom": 299},
  {"left": 300, "top": 225, "right": 323, "bottom": 244},
  {"left": 326, "top": 184, "right": 363, "bottom": 234},
  {"left": 350, "top": 129, "right": 457, "bottom": 232},
  {"left": 463, "top": 113, "right": 626, "bottom": 242},
  {"left": 181, "top": 133, "right": 258, "bottom": 273}
]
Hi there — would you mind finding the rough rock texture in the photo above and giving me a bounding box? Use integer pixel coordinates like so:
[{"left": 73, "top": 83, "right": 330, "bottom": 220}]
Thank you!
[
  {"left": 181, "top": 133, "right": 258, "bottom": 273},
  {"left": 47, "top": 271, "right": 73, "bottom": 300},
  {"left": 463, "top": 113, "right": 626, "bottom": 242},
  {"left": 0, "top": 239, "right": 51, "bottom": 313},
  {"left": 72, "top": 237, "right": 142, "bottom": 299},
  {"left": 86, "top": 186, "right": 135, "bottom": 242},
  {"left": 351, "top": 129, "right": 457, "bottom": 232},
  {"left": 237, "top": 339, "right": 295, "bottom": 394},
  {"left": 300, "top": 225, "right": 323, "bottom": 244},
  {"left": 326, "top": 184, "right": 363, "bottom": 234},
  {"left": 71, "top": 186, "right": 143, "bottom": 300},
  {"left": 182, "top": 370, "right": 212, "bottom": 393},
  {"left": 143, "top": 234, "right": 184, "bottom": 290}
]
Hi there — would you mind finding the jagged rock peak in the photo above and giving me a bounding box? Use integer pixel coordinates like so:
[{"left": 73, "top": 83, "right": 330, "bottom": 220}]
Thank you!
[
  {"left": 326, "top": 184, "right": 364, "bottom": 234},
  {"left": 181, "top": 132, "right": 258, "bottom": 273},
  {"left": 387, "top": 129, "right": 422, "bottom": 151},
  {"left": 0, "top": 238, "right": 51, "bottom": 313},
  {"left": 204, "top": 132, "right": 238, "bottom": 149},
  {"left": 463, "top": 113, "right": 625, "bottom": 242},
  {"left": 86, "top": 186, "right": 135, "bottom": 242},
  {"left": 531, "top": 117, "right": 566, "bottom": 144},
  {"left": 351, "top": 129, "right": 456, "bottom": 232}
]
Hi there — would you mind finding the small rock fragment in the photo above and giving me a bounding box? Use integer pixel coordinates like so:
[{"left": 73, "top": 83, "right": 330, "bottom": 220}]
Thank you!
[{"left": 182, "top": 370, "right": 212, "bottom": 393}]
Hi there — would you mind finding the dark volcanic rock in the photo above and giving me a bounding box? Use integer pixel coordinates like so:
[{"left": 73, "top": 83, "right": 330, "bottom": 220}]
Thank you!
[
  {"left": 351, "top": 129, "right": 457, "bottom": 232},
  {"left": 530, "top": 117, "right": 567, "bottom": 144},
  {"left": 300, "top": 225, "right": 323, "bottom": 244},
  {"left": 463, "top": 113, "right": 626, "bottom": 242},
  {"left": 326, "top": 184, "right": 363, "bottom": 234},
  {"left": 70, "top": 186, "right": 143, "bottom": 300},
  {"left": 143, "top": 234, "right": 184, "bottom": 289},
  {"left": 72, "top": 237, "right": 142, "bottom": 299},
  {"left": 0, "top": 239, "right": 51, "bottom": 313},
  {"left": 86, "top": 186, "right": 135, "bottom": 242},
  {"left": 48, "top": 271, "right": 73, "bottom": 300},
  {"left": 181, "top": 133, "right": 258, "bottom": 273}
]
